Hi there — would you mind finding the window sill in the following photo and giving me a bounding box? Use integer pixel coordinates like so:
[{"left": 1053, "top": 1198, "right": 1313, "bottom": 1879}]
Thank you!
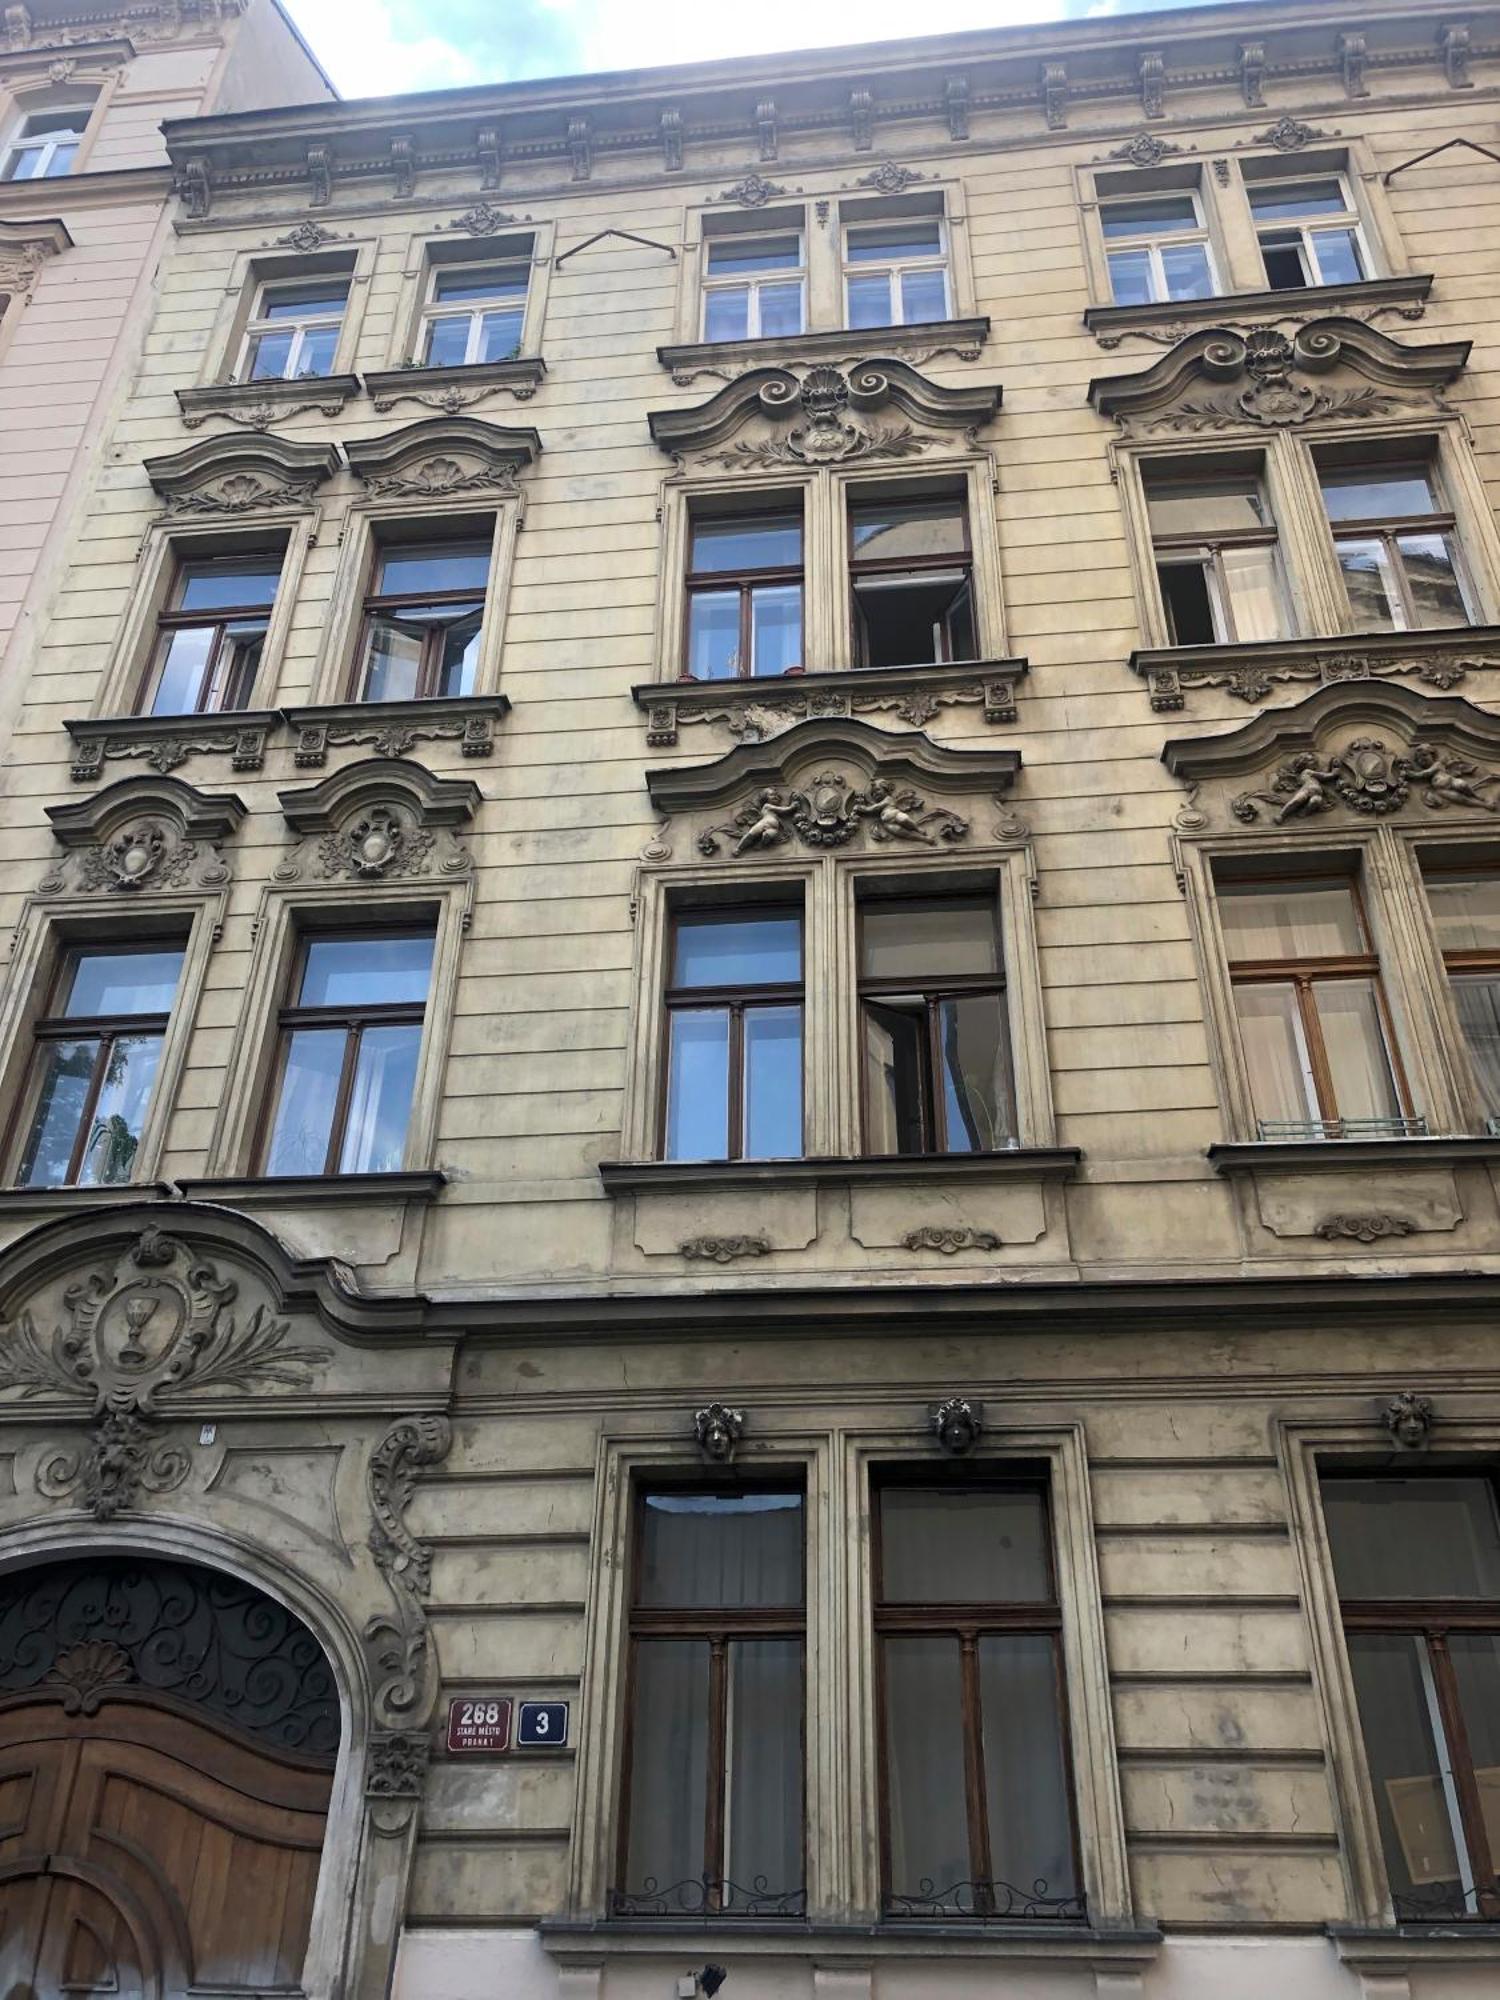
[
  {"left": 281, "top": 693, "right": 510, "bottom": 765},
  {"left": 632, "top": 657, "right": 1028, "bottom": 745},
  {"left": 541, "top": 1917, "right": 1159, "bottom": 1964},
  {"left": 364, "top": 356, "right": 547, "bottom": 413},
  {"left": 600, "top": 1150, "right": 1080, "bottom": 1196},
  {"left": 1134, "top": 626, "right": 1500, "bottom": 713},
  {"left": 1084, "top": 273, "right": 1433, "bottom": 348},
  {"left": 176, "top": 374, "right": 362, "bottom": 425},
  {"left": 0, "top": 1181, "right": 176, "bottom": 1217},
  {"left": 175, "top": 1170, "right": 446, "bottom": 1208},
  {"left": 65, "top": 709, "right": 281, "bottom": 780},
  {"left": 658, "top": 316, "right": 990, "bottom": 382},
  {"left": 1208, "top": 1137, "right": 1500, "bottom": 1174},
  {"left": 1330, "top": 1923, "right": 1500, "bottom": 1967}
]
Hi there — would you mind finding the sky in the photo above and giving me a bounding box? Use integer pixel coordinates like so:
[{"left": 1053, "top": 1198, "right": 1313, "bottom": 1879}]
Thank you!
[{"left": 285, "top": 0, "right": 1223, "bottom": 103}]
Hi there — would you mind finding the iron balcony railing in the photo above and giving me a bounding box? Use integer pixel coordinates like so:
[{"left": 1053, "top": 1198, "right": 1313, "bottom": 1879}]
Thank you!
[{"left": 1255, "top": 1115, "right": 1429, "bottom": 1142}]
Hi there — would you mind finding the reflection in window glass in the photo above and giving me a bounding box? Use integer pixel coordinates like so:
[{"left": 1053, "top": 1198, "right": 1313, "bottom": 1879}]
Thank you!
[{"left": 665, "top": 912, "right": 802, "bottom": 1161}]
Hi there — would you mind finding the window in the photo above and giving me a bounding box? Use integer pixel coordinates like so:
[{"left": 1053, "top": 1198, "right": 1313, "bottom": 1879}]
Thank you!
[
  {"left": 420, "top": 259, "right": 528, "bottom": 367},
  {"left": 617, "top": 1487, "right": 805, "bottom": 1916},
  {"left": 1217, "top": 875, "right": 1414, "bottom": 1139},
  {"left": 240, "top": 277, "right": 350, "bottom": 382},
  {"left": 861, "top": 896, "right": 1014, "bottom": 1155},
  {"left": 139, "top": 552, "right": 283, "bottom": 716},
  {"left": 1323, "top": 1475, "right": 1500, "bottom": 1920},
  {"left": 12, "top": 944, "right": 184, "bottom": 1188},
  {"left": 356, "top": 538, "right": 489, "bottom": 702},
  {"left": 849, "top": 496, "right": 975, "bottom": 667},
  {"left": 1, "top": 105, "right": 92, "bottom": 180},
  {"left": 1099, "top": 193, "right": 1216, "bottom": 306},
  {"left": 844, "top": 216, "right": 950, "bottom": 329},
  {"left": 663, "top": 909, "right": 802, "bottom": 1161},
  {"left": 260, "top": 930, "right": 434, "bottom": 1176},
  {"left": 1319, "top": 459, "right": 1474, "bottom": 633},
  {"left": 684, "top": 510, "right": 802, "bottom": 680},
  {"left": 875, "top": 1480, "right": 1079, "bottom": 1918},
  {"left": 1423, "top": 869, "right": 1500, "bottom": 1125},
  {"left": 1145, "top": 466, "right": 1289, "bottom": 646},
  {"left": 1250, "top": 175, "right": 1368, "bottom": 290},
  {"left": 702, "top": 233, "right": 804, "bottom": 342}
]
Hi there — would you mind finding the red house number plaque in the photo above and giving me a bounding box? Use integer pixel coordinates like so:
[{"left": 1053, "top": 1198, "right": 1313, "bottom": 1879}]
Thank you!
[{"left": 446, "top": 1696, "right": 512, "bottom": 1753}]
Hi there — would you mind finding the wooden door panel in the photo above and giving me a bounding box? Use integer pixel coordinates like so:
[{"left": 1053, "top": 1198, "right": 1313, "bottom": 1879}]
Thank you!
[
  {"left": 34, "top": 1869, "right": 155, "bottom": 2000},
  {"left": 0, "top": 1732, "right": 79, "bottom": 1861},
  {"left": 0, "top": 1869, "right": 50, "bottom": 1993}
]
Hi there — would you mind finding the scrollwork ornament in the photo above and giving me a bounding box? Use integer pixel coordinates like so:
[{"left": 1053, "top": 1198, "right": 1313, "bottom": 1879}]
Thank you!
[
  {"left": 365, "top": 1415, "right": 452, "bottom": 1725},
  {"left": 698, "top": 772, "right": 967, "bottom": 856},
  {"left": 679, "top": 1235, "right": 771, "bottom": 1263},
  {"left": 931, "top": 1396, "right": 984, "bottom": 1456},
  {"left": 694, "top": 1403, "right": 744, "bottom": 1463},
  {"left": 37, "top": 1410, "right": 190, "bottom": 1521},
  {"left": 366, "top": 1728, "right": 431, "bottom": 1798},
  {"left": 1382, "top": 1391, "right": 1435, "bottom": 1449},
  {"left": 1315, "top": 1213, "right": 1416, "bottom": 1243},
  {"left": 903, "top": 1226, "right": 1003, "bottom": 1254}
]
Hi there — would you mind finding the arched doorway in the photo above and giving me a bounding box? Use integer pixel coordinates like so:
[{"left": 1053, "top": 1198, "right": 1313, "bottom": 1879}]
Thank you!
[{"left": 0, "top": 1556, "right": 340, "bottom": 1999}]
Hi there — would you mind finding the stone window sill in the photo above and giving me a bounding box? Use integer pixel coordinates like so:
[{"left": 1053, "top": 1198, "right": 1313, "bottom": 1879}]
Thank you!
[
  {"left": 658, "top": 316, "right": 990, "bottom": 382},
  {"left": 176, "top": 374, "right": 362, "bottom": 425},
  {"left": 364, "top": 356, "right": 547, "bottom": 412},
  {"left": 541, "top": 1916, "right": 1160, "bottom": 1964},
  {"left": 175, "top": 1170, "right": 446, "bottom": 1208},
  {"left": 1084, "top": 273, "right": 1433, "bottom": 347},
  {"left": 65, "top": 710, "right": 281, "bottom": 781},
  {"left": 633, "top": 657, "right": 1028, "bottom": 745},
  {"left": 1208, "top": 1137, "right": 1500, "bottom": 1175},
  {"left": 0, "top": 1181, "right": 176, "bottom": 1217},
  {"left": 1330, "top": 1922, "right": 1500, "bottom": 1966},
  {"left": 600, "top": 1150, "right": 1080, "bottom": 1196},
  {"left": 1133, "top": 625, "right": 1500, "bottom": 713}
]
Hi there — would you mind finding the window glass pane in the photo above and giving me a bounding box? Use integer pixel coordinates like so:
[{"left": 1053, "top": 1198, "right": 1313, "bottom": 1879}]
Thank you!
[
  {"left": 1233, "top": 981, "right": 1317, "bottom": 1126},
  {"left": 862, "top": 898, "right": 999, "bottom": 981},
  {"left": 263, "top": 1027, "right": 344, "bottom": 1176},
  {"left": 2, "top": 145, "right": 48, "bottom": 180},
  {"left": 883, "top": 1635, "right": 969, "bottom": 1899},
  {"left": 338, "top": 1021, "right": 422, "bottom": 1173},
  {"left": 1147, "top": 478, "right": 1271, "bottom": 537},
  {"left": 1106, "top": 247, "right": 1155, "bottom": 306},
  {"left": 64, "top": 949, "right": 184, "bottom": 1017},
  {"left": 846, "top": 221, "right": 943, "bottom": 261},
  {"left": 423, "top": 315, "right": 471, "bottom": 367},
  {"left": 864, "top": 1000, "right": 924, "bottom": 1156},
  {"left": 707, "top": 236, "right": 802, "bottom": 274},
  {"left": 362, "top": 617, "right": 423, "bottom": 702},
  {"left": 1449, "top": 1635, "right": 1500, "bottom": 1895},
  {"left": 672, "top": 912, "right": 801, "bottom": 987},
  {"left": 851, "top": 502, "right": 967, "bottom": 562},
  {"left": 938, "top": 993, "right": 1013, "bottom": 1151},
  {"left": 847, "top": 271, "right": 893, "bottom": 328},
  {"left": 377, "top": 544, "right": 491, "bottom": 595},
  {"left": 177, "top": 560, "right": 281, "bottom": 612},
  {"left": 245, "top": 329, "right": 294, "bottom": 381},
  {"left": 725, "top": 1638, "right": 803, "bottom": 1903},
  {"left": 1323, "top": 1478, "right": 1500, "bottom": 1599},
  {"left": 1160, "top": 242, "right": 1214, "bottom": 300},
  {"left": 1311, "top": 228, "right": 1364, "bottom": 285},
  {"left": 260, "top": 282, "right": 349, "bottom": 318},
  {"left": 1220, "top": 543, "right": 1288, "bottom": 643},
  {"left": 433, "top": 264, "right": 528, "bottom": 302},
  {"left": 299, "top": 934, "right": 433, "bottom": 1007},
  {"left": 24, "top": 110, "right": 89, "bottom": 137},
  {"left": 638, "top": 1491, "right": 804, "bottom": 1608},
  {"left": 150, "top": 626, "right": 215, "bottom": 714},
  {"left": 900, "top": 267, "right": 949, "bottom": 323},
  {"left": 435, "top": 608, "right": 483, "bottom": 696},
  {"left": 1428, "top": 876, "right": 1500, "bottom": 953},
  {"left": 1248, "top": 179, "right": 1350, "bottom": 219},
  {"left": 1218, "top": 882, "right": 1365, "bottom": 959},
  {"left": 1336, "top": 537, "right": 1403, "bottom": 631},
  {"left": 1398, "top": 532, "right": 1470, "bottom": 628},
  {"left": 1314, "top": 976, "right": 1400, "bottom": 1120},
  {"left": 1346, "top": 1634, "right": 1467, "bottom": 1919},
  {"left": 296, "top": 327, "right": 338, "bottom": 377},
  {"left": 686, "top": 590, "right": 740, "bottom": 679},
  {"left": 77, "top": 1033, "right": 163, "bottom": 1186},
  {"left": 477, "top": 308, "right": 525, "bottom": 361},
  {"left": 17, "top": 1041, "right": 96, "bottom": 1187},
  {"left": 880, "top": 1488, "right": 1052, "bottom": 1603},
  {"left": 690, "top": 516, "right": 801, "bottom": 573},
  {"left": 44, "top": 141, "right": 77, "bottom": 176},
  {"left": 757, "top": 281, "right": 803, "bottom": 337},
  {"left": 1261, "top": 235, "right": 1310, "bottom": 290},
  {"left": 1100, "top": 195, "right": 1199, "bottom": 237},
  {"left": 980, "top": 1634, "right": 1077, "bottom": 1902},
  {"left": 703, "top": 287, "right": 749, "bottom": 342},
  {"left": 624, "top": 1638, "right": 709, "bottom": 1896},
  {"left": 665, "top": 1008, "right": 729, "bottom": 1159},
  {"left": 1449, "top": 975, "right": 1500, "bottom": 1114},
  {"left": 743, "top": 1004, "right": 802, "bottom": 1158},
  {"left": 749, "top": 582, "right": 801, "bottom": 675},
  {"left": 1321, "top": 466, "right": 1440, "bottom": 521}
]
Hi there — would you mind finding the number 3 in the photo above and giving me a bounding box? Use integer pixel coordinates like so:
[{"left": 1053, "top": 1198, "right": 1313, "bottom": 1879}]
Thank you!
[{"left": 534, "top": 1710, "right": 550, "bottom": 1736}]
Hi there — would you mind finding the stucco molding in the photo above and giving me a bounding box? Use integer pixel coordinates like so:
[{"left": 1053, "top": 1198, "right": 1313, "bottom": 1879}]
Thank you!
[
  {"left": 175, "top": 373, "right": 361, "bottom": 432},
  {"left": 1133, "top": 627, "right": 1500, "bottom": 715},
  {"left": 657, "top": 318, "right": 990, "bottom": 385},
  {"left": 274, "top": 756, "right": 481, "bottom": 885},
  {"left": 342, "top": 413, "right": 541, "bottom": 498},
  {"left": 634, "top": 658, "right": 1026, "bottom": 746},
  {"left": 364, "top": 356, "right": 547, "bottom": 415},
  {"left": 0, "top": 215, "right": 70, "bottom": 297},
  {"left": 40, "top": 772, "right": 245, "bottom": 895},
  {"left": 1084, "top": 274, "right": 1433, "bottom": 351},
  {"left": 143, "top": 432, "right": 341, "bottom": 518}
]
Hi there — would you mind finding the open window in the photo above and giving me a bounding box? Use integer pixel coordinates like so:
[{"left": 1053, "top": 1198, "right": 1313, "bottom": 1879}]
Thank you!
[
  {"left": 1144, "top": 458, "right": 1290, "bottom": 646},
  {"left": 1420, "top": 864, "right": 1500, "bottom": 1129},
  {"left": 1249, "top": 172, "right": 1370, "bottom": 291},
  {"left": 137, "top": 545, "right": 286, "bottom": 717},
  {"left": 849, "top": 490, "right": 975, "bottom": 668}
]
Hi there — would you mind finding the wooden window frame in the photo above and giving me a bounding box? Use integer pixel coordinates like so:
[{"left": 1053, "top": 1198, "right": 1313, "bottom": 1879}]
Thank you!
[
  {"left": 840, "top": 215, "right": 952, "bottom": 330},
  {"left": 659, "top": 905, "right": 804, "bottom": 1161},
  {"left": 700, "top": 230, "right": 807, "bottom": 342},
  {"left": 255, "top": 924, "right": 433, "bottom": 1178},
  {"left": 418, "top": 257, "right": 531, "bottom": 368},
  {"left": 352, "top": 537, "right": 491, "bottom": 703},
  {"left": 857, "top": 893, "right": 1012, "bottom": 1156},
  {"left": 683, "top": 509, "right": 804, "bottom": 681},
  {"left": 847, "top": 494, "right": 975, "bottom": 669},
  {"left": 614, "top": 1481, "right": 808, "bottom": 1916},
  {"left": 237, "top": 276, "right": 350, "bottom": 385},
  {"left": 871, "top": 1471, "right": 1082, "bottom": 1920},
  {"left": 137, "top": 552, "right": 284, "bottom": 717},
  {"left": 1316, "top": 455, "right": 1476, "bottom": 633},
  {"left": 1221, "top": 870, "right": 1413, "bottom": 1131},
  {"left": 6, "top": 938, "right": 184, "bottom": 1188}
]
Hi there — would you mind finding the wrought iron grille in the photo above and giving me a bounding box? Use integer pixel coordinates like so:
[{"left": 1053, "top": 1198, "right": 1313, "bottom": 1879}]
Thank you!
[
  {"left": 609, "top": 1876, "right": 807, "bottom": 1920},
  {"left": 1392, "top": 1881, "right": 1496, "bottom": 1923},
  {"left": 1256, "top": 1116, "right": 1429, "bottom": 1142},
  {"left": 881, "top": 1878, "right": 1087, "bottom": 1922},
  {"left": 0, "top": 1556, "right": 339, "bottom": 1759}
]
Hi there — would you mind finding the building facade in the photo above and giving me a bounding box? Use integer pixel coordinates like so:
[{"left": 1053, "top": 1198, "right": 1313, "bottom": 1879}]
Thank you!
[{"left": 4, "top": 3, "right": 1500, "bottom": 1997}]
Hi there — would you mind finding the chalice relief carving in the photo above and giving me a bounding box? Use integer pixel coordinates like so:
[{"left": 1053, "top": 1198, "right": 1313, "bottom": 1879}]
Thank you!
[{"left": 103, "top": 1285, "right": 181, "bottom": 1373}]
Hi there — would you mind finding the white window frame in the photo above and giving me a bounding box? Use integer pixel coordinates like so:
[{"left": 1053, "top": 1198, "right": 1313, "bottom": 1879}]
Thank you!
[
  {"left": 1315, "top": 447, "right": 1480, "bottom": 635},
  {"left": 1099, "top": 189, "right": 1219, "bottom": 305},
  {"left": 1146, "top": 460, "right": 1294, "bottom": 648},
  {"left": 701, "top": 230, "right": 806, "bottom": 342},
  {"left": 0, "top": 104, "right": 92, "bottom": 181},
  {"left": 841, "top": 214, "right": 952, "bottom": 329},
  {"left": 237, "top": 276, "right": 350, "bottom": 385},
  {"left": 1250, "top": 172, "right": 1374, "bottom": 289},
  {"left": 417, "top": 257, "right": 531, "bottom": 368}
]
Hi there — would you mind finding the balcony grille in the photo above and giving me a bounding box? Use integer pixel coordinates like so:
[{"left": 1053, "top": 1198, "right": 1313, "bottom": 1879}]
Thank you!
[
  {"left": 1255, "top": 1116, "right": 1428, "bottom": 1142},
  {"left": 882, "top": 1878, "right": 1087, "bottom": 1923}
]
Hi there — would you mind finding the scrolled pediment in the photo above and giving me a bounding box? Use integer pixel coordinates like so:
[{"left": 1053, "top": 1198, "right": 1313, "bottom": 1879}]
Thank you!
[
  {"left": 343, "top": 414, "right": 541, "bottom": 499},
  {"left": 143, "top": 432, "right": 341, "bottom": 517},
  {"left": 646, "top": 715, "right": 1021, "bottom": 859},
  {"left": 1090, "top": 317, "right": 1470, "bottom": 434},
  {"left": 275, "top": 756, "right": 480, "bottom": 883},
  {"left": 0, "top": 217, "right": 70, "bottom": 297},
  {"left": 648, "top": 356, "right": 1001, "bottom": 469},
  {"left": 41, "top": 773, "right": 245, "bottom": 894},
  {"left": 1164, "top": 681, "right": 1500, "bottom": 827}
]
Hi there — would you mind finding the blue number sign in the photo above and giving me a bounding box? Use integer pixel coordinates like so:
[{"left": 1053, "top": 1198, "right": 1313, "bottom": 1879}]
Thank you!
[{"left": 517, "top": 1700, "right": 569, "bottom": 1748}]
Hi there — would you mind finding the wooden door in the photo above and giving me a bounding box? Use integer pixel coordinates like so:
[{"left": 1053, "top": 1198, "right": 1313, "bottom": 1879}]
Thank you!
[{"left": 0, "top": 1699, "right": 334, "bottom": 1998}]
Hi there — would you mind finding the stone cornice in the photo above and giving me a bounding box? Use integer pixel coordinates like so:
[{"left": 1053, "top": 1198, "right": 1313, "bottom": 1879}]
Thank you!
[
  {"left": 0, "top": 165, "right": 171, "bottom": 217},
  {"left": 658, "top": 318, "right": 990, "bottom": 385},
  {"left": 599, "top": 1149, "right": 1081, "bottom": 1195},
  {"left": 176, "top": 374, "right": 362, "bottom": 430},
  {"left": 364, "top": 356, "right": 547, "bottom": 416},
  {"left": 1132, "top": 625, "right": 1500, "bottom": 714},
  {"left": 633, "top": 658, "right": 1027, "bottom": 746},
  {"left": 1084, "top": 274, "right": 1434, "bottom": 351},
  {"left": 143, "top": 431, "right": 341, "bottom": 515},
  {"left": 1209, "top": 1138, "right": 1500, "bottom": 1173}
]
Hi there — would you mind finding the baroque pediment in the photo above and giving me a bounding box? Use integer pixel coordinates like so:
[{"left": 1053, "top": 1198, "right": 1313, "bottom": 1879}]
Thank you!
[
  {"left": 1164, "top": 681, "right": 1500, "bottom": 827},
  {"left": 343, "top": 414, "right": 540, "bottom": 498},
  {"left": 1090, "top": 317, "right": 1469, "bottom": 435},
  {"left": 143, "top": 431, "right": 340, "bottom": 517},
  {"left": 275, "top": 756, "right": 480, "bottom": 882},
  {"left": 645, "top": 715, "right": 1021, "bottom": 859},
  {"left": 648, "top": 357, "right": 1001, "bottom": 469},
  {"left": 41, "top": 772, "right": 244, "bottom": 894}
]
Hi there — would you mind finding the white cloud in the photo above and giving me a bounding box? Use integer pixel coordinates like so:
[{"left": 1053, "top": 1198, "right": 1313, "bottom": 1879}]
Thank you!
[{"left": 290, "top": 0, "right": 484, "bottom": 96}]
